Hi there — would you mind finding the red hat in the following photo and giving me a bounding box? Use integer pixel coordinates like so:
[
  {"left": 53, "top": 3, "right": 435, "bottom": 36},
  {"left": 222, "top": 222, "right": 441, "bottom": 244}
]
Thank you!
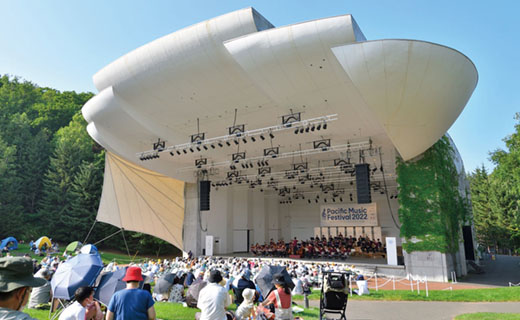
[{"left": 122, "top": 266, "right": 143, "bottom": 282}]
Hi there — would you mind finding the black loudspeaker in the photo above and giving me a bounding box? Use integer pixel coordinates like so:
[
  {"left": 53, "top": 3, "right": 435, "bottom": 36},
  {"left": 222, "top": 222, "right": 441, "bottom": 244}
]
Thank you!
[
  {"left": 199, "top": 180, "right": 211, "bottom": 211},
  {"left": 355, "top": 164, "right": 371, "bottom": 204}
]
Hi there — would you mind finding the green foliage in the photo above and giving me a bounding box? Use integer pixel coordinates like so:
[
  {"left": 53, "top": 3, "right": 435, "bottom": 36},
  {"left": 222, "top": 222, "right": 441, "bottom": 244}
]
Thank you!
[
  {"left": 455, "top": 313, "right": 520, "bottom": 320},
  {"left": 396, "top": 136, "right": 469, "bottom": 253},
  {"left": 470, "top": 113, "right": 520, "bottom": 252},
  {"left": 0, "top": 75, "right": 179, "bottom": 255}
]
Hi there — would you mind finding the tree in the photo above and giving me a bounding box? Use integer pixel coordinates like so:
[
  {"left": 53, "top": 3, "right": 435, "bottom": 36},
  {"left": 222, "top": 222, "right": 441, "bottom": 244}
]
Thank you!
[
  {"left": 37, "top": 113, "right": 98, "bottom": 238},
  {"left": 468, "top": 166, "right": 501, "bottom": 249},
  {"left": 0, "top": 136, "right": 24, "bottom": 238}
]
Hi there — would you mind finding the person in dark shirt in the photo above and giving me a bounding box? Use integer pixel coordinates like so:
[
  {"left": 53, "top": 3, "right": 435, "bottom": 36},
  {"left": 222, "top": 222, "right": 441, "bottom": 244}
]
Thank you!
[{"left": 232, "top": 270, "right": 256, "bottom": 306}]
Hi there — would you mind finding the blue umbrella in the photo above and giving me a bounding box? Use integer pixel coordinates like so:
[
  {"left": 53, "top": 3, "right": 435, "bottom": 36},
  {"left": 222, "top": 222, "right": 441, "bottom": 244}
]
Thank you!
[
  {"left": 94, "top": 267, "right": 128, "bottom": 306},
  {"left": 80, "top": 244, "right": 98, "bottom": 255},
  {"left": 51, "top": 254, "right": 104, "bottom": 300}
]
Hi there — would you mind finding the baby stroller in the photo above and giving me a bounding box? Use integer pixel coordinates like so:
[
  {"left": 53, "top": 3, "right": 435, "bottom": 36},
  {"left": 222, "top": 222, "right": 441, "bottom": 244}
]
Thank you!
[{"left": 319, "top": 271, "right": 350, "bottom": 320}]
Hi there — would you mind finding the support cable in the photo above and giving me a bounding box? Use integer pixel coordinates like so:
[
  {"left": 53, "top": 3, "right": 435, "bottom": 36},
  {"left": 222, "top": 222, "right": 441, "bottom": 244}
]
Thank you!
[
  {"left": 92, "top": 229, "right": 122, "bottom": 246},
  {"left": 121, "top": 228, "right": 131, "bottom": 257},
  {"left": 83, "top": 220, "right": 97, "bottom": 244},
  {"left": 379, "top": 148, "right": 401, "bottom": 229}
]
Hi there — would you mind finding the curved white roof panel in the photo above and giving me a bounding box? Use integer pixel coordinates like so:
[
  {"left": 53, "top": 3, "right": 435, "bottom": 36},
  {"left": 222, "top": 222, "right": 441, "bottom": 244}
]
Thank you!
[{"left": 82, "top": 8, "right": 477, "bottom": 182}]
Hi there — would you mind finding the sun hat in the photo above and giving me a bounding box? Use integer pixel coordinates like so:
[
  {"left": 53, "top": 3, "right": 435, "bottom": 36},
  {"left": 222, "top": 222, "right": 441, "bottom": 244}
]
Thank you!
[
  {"left": 242, "top": 288, "right": 255, "bottom": 303},
  {"left": 0, "top": 257, "right": 47, "bottom": 292},
  {"left": 122, "top": 266, "right": 143, "bottom": 282}
]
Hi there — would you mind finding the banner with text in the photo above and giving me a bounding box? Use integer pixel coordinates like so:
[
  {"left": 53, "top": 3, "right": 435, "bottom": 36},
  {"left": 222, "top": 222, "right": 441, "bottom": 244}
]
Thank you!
[{"left": 320, "top": 203, "right": 378, "bottom": 227}]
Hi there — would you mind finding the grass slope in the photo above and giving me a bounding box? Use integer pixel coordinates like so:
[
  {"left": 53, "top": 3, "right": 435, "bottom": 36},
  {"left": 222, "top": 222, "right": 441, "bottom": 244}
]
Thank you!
[{"left": 455, "top": 313, "right": 520, "bottom": 320}]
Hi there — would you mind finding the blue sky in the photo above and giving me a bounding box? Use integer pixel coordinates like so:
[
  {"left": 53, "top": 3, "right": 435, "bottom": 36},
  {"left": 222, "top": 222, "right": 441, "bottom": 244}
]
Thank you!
[{"left": 1, "top": 0, "right": 518, "bottom": 173}]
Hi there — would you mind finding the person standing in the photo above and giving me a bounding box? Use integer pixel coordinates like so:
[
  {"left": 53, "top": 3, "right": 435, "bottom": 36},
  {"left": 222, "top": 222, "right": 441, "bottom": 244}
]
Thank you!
[
  {"left": 0, "top": 257, "right": 47, "bottom": 320},
  {"left": 106, "top": 267, "right": 156, "bottom": 320}
]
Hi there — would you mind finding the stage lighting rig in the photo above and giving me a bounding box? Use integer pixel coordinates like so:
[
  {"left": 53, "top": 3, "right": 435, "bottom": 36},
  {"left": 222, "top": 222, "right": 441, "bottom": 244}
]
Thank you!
[{"left": 153, "top": 138, "right": 166, "bottom": 152}]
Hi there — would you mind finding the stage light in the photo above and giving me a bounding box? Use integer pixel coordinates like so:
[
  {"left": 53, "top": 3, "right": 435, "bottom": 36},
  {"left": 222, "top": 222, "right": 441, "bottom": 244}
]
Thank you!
[
  {"left": 299, "top": 128, "right": 305, "bottom": 134},
  {"left": 315, "top": 199, "right": 318, "bottom": 203},
  {"left": 323, "top": 123, "right": 327, "bottom": 130},
  {"left": 251, "top": 136, "right": 256, "bottom": 142},
  {"left": 170, "top": 152, "right": 174, "bottom": 156},
  {"left": 203, "top": 145, "right": 208, "bottom": 150},
  {"left": 183, "top": 149, "right": 187, "bottom": 154},
  {"left": 294, "top": 128, "right": 299, "bottom": 134},
  {"left": 226, "top": 141, "right": 231, "bottom": 146},
  {"left": 308, "top": 199, "right": 311, "bottom": 204},
  {"left": 211, "top": 144, "right": 215, "bottom": 149},
  {"left": 218, "top": 142, "right": 223, "bottom": 147},
  {"left": 176, "top": 150, "right": 182, "bottom": 155},
  {"left": 260, "top": 134, "right": 265, "bottom": 140},
  {"left": 196, "top": 146, "right": 201, "bottom": 152},
  {"left": 332, "top": 198, "right": 336, "bottom": 202},
  {"left": 305, "top": 127, "right": 310, "bottom": 133},
  {"left": 340, "top": 197, "right": 343, "bottom": 202},
  {"left": 243, "top": 138, "right": 247, "bottom": 144},
  {"left": 269, "top": 133, "right": 274, "bottom": 139},
  {"left": 234, "top": 140, "right": 239, "bottom": 145},
  {"left": 317, "top": 124, "right": 321, "bottom": 130},
  {"left": 311, "top": 125, "right": 315, "bottom": 132},
  {"left": 324, "top": 198, "right": 327, "bottom": 203},
  {"left": 189, "top": 148, "right": 194, "bottom": 153},
  {"left": 372, "top": 167, "right": 377, "bottom": 173}
]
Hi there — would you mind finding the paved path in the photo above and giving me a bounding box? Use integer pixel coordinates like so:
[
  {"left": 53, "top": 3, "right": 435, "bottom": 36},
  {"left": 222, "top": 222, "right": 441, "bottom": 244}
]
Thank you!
[
  {"left": 461, "top": 255, "right": 520, "bottom": 287},
  {"left": 309, "top": 300, "right": 520, "bottom": 320}
]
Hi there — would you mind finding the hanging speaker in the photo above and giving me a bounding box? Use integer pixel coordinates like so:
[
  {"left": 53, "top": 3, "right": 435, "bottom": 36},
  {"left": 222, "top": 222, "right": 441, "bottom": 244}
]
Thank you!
[
  {"left": 199, "top": 180, "right": 211, "bottom": 211},
  {"left": 355, "top": 164, "right": 371, "bottom": 204}
]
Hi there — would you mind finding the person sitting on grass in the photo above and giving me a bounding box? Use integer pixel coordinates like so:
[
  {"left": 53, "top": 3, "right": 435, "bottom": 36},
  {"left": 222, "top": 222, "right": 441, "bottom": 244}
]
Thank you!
[
  {"left": 260, "top": 274, "right": 293, "bottom": 320},
  {"left": 58, "top": 286, "right": 100, "bottom": 320},
  {"left": 196, "top": 270, "right": 232, "bottom": 320},
  {"left": 27, "top": 268, "right": 52, "bottom": 309},
  {"left": 235, "top": 288, "right": 256, "bottom": 320}
]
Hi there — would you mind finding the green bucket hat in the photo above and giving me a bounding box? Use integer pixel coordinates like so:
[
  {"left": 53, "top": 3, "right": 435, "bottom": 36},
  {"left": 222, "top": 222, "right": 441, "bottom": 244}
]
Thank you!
[{"left": 0, "top": 257, "right": 47, "bottom": 292}]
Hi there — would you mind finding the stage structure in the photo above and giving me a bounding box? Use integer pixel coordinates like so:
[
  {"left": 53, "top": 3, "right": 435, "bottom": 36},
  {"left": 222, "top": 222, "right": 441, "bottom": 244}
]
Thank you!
[{"left": 82, "top": 8, "right": 478, "bottom": 281}]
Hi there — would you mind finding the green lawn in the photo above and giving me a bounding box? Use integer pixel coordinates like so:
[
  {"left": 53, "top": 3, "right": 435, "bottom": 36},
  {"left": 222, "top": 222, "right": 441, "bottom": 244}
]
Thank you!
[
  {"left": 455, "top": 313, "right": 520, "bottom": 320},
  {"left": 22, "top": 287, "right": 520, "bottom": 319},
  {"left": 24, "top": 303, "right": 320, "bottom": 320},
  {"left": 293, "top": 286, "right": 520, "bottom": 302}
]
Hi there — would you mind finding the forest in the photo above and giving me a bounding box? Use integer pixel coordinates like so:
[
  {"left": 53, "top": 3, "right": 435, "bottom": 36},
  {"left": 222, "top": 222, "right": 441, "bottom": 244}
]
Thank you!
[
  {"left": 1, "top": 74, "right": 519, "bottom": 256},
  {"left": 0, "top": 75, "right": 178, "bottom": 256},
  {"left": 468, "top": 114, "right": 520, "bottom": 254}
]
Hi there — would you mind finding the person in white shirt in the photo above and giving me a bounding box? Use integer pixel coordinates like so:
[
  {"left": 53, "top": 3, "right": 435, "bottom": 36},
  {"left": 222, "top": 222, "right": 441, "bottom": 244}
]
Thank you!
[
  {"left": 59, "top": 286, "right": 98, "bottom": 320},
  {"left": 196, "top": 270, "right": 232, "bottom": 320}
]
